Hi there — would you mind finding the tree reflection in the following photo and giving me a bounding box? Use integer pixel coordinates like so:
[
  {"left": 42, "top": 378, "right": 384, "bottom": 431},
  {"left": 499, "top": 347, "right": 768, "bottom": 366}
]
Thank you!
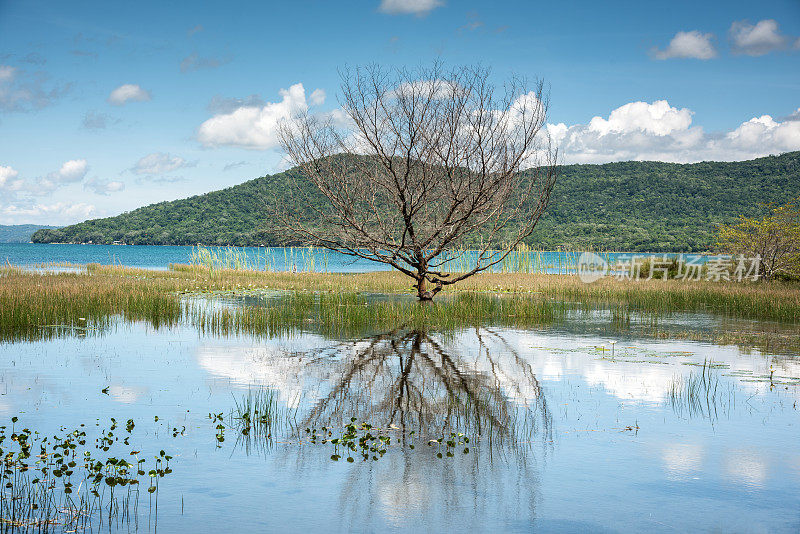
[
  {"left": 260, "top": 327, "right": 553, "bottom": 530},
  {"left": 298, "top": 328, "right": 552, "bottom": 449}
]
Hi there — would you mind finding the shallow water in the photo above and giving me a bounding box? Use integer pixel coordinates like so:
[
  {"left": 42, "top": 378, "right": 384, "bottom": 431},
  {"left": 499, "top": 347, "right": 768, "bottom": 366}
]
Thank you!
[{"left": 1, "top": 310, "right": 799, "bottom": 533}]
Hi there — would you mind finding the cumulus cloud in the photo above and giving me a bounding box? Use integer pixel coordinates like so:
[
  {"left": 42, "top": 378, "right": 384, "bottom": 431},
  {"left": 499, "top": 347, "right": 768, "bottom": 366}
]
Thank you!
[
  {"left": 652, "top": 31, "right": 717, "bottom": 60},
  {"left": 26, "top": 159, "right": 90, "bottom": 195},
  {"left": 108, "top": 84, "right": 151, "bottom": 106},
  {"left": 379, "top": 0, "right": 443, "bottom": 16},
  {"left": 198, "top": 83, "right": 325, "bottom": 149},
  {"left": 588, "top": 100, "right": 693, "bottom": 136},
  {"left": 57, "top": 160, "right": 89, "bottom": 182},
  {"left": 0, "top": 65, "right": 71, "bottom": 112},
  {"left": 0, "top": 165, "right": 23, "bottom": 191},
  {"left": 180, "top": 52, "right": 231, "bottom": 73},
  {"left": 83, "top": 177, "right": 125, "bottom": 195},
  {"left": 723, "top": 113, "right": 800, "bottom": 153},
  {"left": 730, "top": 19, "right": 790, "bottom": 56},
  {"left": 188, "top": 24, "right": 204, "bottom": 37},
  {"left": 550, "top": 101, "right": 800, "bottom": 164},
  {"left": 131, "top": 152, "right": 191, "bottom": 175}
]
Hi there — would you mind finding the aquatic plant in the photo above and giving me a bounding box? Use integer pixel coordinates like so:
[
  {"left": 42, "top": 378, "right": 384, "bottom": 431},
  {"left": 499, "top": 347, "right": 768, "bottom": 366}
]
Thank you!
[
  {"left": 188, "top": 245, "right": 329, "bottom": 273},
  {"left": 668, "top": 361, "right": 734, "bottom": 421},
  {"left": 0, "top": 417, "right": 175, "bottom": 533},
  {"left": 2, "top": 264, "right": 799, "bottom": 345}
]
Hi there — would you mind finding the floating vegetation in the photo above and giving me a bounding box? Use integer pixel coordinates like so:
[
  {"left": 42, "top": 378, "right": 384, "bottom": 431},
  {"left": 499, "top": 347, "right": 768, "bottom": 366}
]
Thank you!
[
  {"left": 303, "top": 419, "right": 471, "bottom": 463},
  {"left": 0, "top": 417, "right": 175, "bottom": 533},
  {"left": 227, "top": 389, "right": 299, "bottom": 454},
  {"left": 307, "top": 420, "right": 392, "bottom": 463}
]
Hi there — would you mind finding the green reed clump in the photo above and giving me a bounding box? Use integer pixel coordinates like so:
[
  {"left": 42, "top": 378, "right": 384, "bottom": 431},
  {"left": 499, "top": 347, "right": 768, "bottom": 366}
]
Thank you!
[
  {"left": 2, "top": 264, "right": 799, "bottom": 344},
  {"left": 0, "top": 268, "right": 182, "bottom": 343},
  {"left": 188, "top": 245, "right": 329, "bottom": 273}
]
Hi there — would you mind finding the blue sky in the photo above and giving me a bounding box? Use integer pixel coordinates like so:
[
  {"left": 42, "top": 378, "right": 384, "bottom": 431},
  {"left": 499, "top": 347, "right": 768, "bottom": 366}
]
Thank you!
[{"left": 1, "top": 0, "right": 799, "bottom": 225}]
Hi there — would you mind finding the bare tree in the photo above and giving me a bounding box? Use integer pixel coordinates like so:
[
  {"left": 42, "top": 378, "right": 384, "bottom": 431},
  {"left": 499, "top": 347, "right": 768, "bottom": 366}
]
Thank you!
[{"left": 279, "top": 64, "right": 558, "bottom": 300}]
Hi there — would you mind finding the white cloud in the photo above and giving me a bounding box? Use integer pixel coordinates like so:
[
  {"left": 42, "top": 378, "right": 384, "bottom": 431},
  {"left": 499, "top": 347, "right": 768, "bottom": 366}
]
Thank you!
[
  {"left": 131, "top": 152, "right": 190, "bottom": 175},
  {"left": 551, "top": 101, "right": 800, "bottom": 164},
  {"left": 0, "top": 165, "right": 23, "bottom": 190},
  {"left": 83, "top": 177, "right": 125, "bottom": 195},
  {"left": 588, "top": 100, "right": 693, "bottom": 136},
  {"left": 198, "top": 83, "right": 323, "bottom": 149},
  {"left": 724, "top": 113, "right": 800, "bottom": 153},
  {"left": 730, "top": 19, "right": 789, "bottom": 56},
  {"left": 1, "top": 202, "right": 95, "bottom": 224},
  {"left": 652, "top": 31, "right": 717, "bottom": 60},
  {"left": 379, "top": 0, "right": 443, "bottom": 16},
  {"left": 108, "top": 84, "right": 151, "bottom": 106},
  {"left": 21, "top": 159, "right": 89, "bottom": 196},
  {"left": 57, "top": 159, "right": 89, "bottom": 182},
  {"left": 309, "top": 88, "right": 326, "bottom": 106}
]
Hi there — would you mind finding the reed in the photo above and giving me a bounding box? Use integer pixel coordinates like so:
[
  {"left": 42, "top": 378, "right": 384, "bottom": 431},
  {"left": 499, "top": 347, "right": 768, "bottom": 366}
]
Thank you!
[
  {"left": 668, "top": 361, "right": 734, "bottom": 421},
  {"left": 188, "top": 245, "right": 329, "bottom": 273},
  {"left": 2, "top": 264, "right": 799, "bottom": 343}
]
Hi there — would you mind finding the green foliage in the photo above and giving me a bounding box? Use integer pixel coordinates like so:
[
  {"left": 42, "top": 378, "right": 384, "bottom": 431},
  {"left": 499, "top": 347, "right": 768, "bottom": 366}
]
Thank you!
[
  {"left": 717, "top": 197, "right": 800, "bottom": 280},
  {"left": 31, "top": 152, "right": 800, "bottom": 251}
]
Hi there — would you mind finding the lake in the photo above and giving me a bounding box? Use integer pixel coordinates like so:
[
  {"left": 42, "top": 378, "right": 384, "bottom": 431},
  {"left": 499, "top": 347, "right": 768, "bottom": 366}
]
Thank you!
[
  {"left": 0, "top": 243, "right": 712, "bottom": 275},
  {"left": 2, "top": 297, "right": 799, "bottom": 532}
]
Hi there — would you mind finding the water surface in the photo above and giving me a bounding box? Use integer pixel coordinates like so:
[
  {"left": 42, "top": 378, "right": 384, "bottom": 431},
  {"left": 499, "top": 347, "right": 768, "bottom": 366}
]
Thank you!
[{"left": 2, "top": 309, "right": 798, "bottom": 532}]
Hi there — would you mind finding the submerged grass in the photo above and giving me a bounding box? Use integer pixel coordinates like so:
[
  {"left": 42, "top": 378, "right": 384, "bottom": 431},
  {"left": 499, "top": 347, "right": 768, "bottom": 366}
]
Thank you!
[{"left": 1, "top": 263, "right": 799, "bottom": 342}]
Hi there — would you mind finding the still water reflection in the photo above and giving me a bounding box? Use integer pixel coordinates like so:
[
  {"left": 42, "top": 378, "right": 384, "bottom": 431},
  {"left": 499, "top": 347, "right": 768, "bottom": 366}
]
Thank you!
[{"left": 1, "top": 319, "right": 799, "bottom": 532}]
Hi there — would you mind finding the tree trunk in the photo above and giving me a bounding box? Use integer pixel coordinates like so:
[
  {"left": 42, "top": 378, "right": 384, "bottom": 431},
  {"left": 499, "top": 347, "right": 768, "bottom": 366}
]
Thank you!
[{"left": 416, "top": 275, "right": 433, "bottom": 301}]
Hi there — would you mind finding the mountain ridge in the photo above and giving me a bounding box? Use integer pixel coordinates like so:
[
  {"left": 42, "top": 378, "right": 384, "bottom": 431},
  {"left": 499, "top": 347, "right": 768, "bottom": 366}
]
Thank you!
[{"left": 31, "top": 152, "right": 800, "bottom": 252}]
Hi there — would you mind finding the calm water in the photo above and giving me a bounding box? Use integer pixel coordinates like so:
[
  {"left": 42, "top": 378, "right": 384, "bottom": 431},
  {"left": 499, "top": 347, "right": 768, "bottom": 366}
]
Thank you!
[
  {"left": 0, "top": 243, "right": 709, "bottom": 275},
  {"left": 2, "top": 306, "right": 799, "bottom": 532},
  {"left": 0, "top": 243, "right": 389, "bottom": 272}
]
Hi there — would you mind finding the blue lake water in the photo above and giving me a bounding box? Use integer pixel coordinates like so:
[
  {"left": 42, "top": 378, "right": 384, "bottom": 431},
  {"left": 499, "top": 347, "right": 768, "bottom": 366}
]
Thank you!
[
  {"left": 2, "top": 309, "right": 799, "bottom": 532},
  {"left": 0, "top": 243, "right": 715, "bottom": 275}
]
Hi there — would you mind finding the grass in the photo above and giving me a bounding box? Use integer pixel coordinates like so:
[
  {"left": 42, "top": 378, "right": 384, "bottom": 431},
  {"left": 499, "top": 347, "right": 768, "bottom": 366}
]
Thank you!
[
  {"left": 668, "top": 361, "right": 734, "bottom": 421},
  {"left": 1, "top": 263, "right": 799, "bottom": 343}
]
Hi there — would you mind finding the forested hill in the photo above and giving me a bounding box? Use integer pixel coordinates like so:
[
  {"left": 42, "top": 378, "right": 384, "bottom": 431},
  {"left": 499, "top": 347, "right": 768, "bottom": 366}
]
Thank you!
[{"left": 32, "top": 151, "right": 800, "bottom": 252}]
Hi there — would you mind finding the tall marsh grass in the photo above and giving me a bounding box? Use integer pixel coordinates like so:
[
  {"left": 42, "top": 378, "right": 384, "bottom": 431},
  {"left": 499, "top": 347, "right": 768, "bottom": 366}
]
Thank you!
[
  {"left": 1, "top": 264, "right": 799, "bottom": 343},
  {"left": 187, "top": 246, "right": 329, "bottom": 273}
]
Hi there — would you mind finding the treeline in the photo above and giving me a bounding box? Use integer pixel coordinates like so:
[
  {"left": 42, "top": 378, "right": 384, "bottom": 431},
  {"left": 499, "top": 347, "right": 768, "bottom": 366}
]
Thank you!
[{"left": 32, "top": 152, "right": 800, "bottom": 252}]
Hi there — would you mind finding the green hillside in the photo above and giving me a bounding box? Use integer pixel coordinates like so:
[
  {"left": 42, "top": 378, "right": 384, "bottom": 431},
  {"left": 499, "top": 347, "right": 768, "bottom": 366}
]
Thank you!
[{"left": 32, "top": 152, "right": 800, "bottom": 252}]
